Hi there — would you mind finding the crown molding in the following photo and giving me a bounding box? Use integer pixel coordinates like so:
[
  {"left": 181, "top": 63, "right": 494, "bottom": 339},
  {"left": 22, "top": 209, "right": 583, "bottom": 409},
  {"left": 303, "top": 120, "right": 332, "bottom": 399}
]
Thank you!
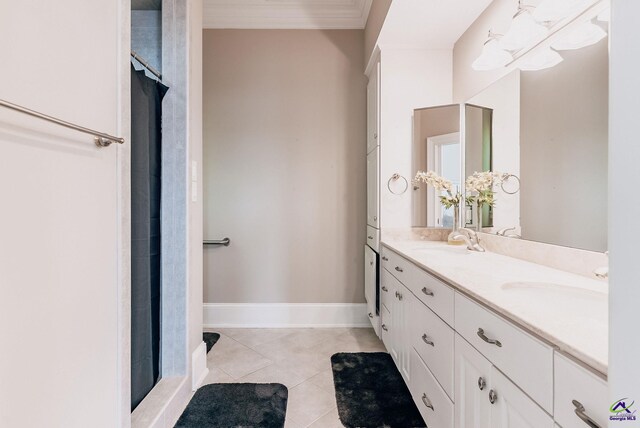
[{"left": 203, "top": 0, "right": 373, "bottom": 29}]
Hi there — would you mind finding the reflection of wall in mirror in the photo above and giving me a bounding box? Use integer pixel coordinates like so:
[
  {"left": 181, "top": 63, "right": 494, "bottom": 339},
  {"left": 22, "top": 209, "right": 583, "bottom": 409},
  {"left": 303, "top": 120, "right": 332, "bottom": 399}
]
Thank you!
[
  {"left": 412, "top": 106, "right": 460, "bottom": 227},
  {"left": 467, "top": 71, "right": 521, "bottom": 234},
  {"left": 520, "top": 41, "right": 608, "bottom": 252}
]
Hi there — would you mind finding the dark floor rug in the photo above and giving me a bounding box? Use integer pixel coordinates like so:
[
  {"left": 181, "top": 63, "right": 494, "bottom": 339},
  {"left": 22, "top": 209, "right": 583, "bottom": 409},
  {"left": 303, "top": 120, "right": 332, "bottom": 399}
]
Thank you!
[
  {"left": 174, "top": 383, "right": 288, "bottom": 428},
  {"left": 203, "top": 332, "right": 220, "bottom": 353},
  {"left": 331, "top": 352, "right": 427, "bottom": 428}
]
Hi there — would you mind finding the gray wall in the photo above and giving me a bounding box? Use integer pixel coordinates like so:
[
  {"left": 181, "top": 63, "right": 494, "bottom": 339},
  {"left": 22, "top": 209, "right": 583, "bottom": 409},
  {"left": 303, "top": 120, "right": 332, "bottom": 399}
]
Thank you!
[
  {"left": 203, "top": 29, "right": 367, "bottom": 304},
  {"left": 520, "top": 41, "right": 608, "bottom": 252}
]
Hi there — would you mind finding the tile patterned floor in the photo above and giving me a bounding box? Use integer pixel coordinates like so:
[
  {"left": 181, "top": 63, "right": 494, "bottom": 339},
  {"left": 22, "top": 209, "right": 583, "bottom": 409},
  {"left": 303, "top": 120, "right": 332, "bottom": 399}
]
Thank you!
[{"left": 202, "top": 327, "right": 386, "bottom": 427}]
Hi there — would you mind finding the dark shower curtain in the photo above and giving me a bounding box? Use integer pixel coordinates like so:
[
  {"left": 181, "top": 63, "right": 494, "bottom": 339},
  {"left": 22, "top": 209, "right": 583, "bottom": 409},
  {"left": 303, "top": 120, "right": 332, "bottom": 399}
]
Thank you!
[{"left": 130, "top": 65, "right": 168, "bottom": 411}]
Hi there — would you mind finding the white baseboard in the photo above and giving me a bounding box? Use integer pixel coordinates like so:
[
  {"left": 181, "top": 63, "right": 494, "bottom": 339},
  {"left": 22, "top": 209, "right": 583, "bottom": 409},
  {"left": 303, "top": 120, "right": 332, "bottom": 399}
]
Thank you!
[
  {"left": 203, "top": 303, "right": 370, "bottom": 328},
  {"left": 191, "top": 341, "right": 209, "bottom": 391}
]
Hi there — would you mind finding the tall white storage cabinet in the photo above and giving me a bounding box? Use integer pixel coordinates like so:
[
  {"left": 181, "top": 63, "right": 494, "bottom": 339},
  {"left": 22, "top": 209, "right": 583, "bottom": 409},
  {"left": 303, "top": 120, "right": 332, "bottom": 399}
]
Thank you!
[{"left": 365, "top": 55, "right": 381, "bottom": 335}]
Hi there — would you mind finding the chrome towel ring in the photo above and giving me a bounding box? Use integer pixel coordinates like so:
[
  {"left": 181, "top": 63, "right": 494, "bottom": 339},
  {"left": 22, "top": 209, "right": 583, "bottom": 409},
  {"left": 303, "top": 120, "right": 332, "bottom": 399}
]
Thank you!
[
  {"left": 500, "top": 173, "right": 521, "bottom": 195},
  {"left": 388, "top": 173, "right": 408, "bottom": 195}
]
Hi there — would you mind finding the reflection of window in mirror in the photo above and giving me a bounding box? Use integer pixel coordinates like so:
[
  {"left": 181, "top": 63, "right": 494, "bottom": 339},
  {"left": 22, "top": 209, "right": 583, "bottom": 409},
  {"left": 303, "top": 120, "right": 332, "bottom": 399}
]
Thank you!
[
  {"left": 464, "top": 104, "right": 494, "bottom": 229},
  {"left": 428, "top": 133, "right": 460, "bottom": 227}
]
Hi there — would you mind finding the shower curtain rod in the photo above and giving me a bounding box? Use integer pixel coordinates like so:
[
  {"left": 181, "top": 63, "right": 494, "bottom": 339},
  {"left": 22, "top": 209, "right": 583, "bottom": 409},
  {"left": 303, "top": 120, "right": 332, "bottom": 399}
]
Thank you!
[{"left": 131, "top": 50, "right": 162, "bottom": 80}]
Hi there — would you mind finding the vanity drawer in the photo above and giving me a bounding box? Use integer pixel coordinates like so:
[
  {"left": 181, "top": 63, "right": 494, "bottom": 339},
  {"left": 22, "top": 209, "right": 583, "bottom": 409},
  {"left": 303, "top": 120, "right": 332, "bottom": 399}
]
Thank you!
[
  {"left": 409, "top": 295, "right": 454, "bottom": 400},
  {"left": 405, "top": 261, "right": 454, "bottom": 326},
  {"left": 381, "top": 247, "right": 454, "bottom": 326},
  {"left": 454, "top": 293, "right": 553, "bottom": 413},
  {"left": 366, "top": 225, "right": 380, "bottom": 252},
  {"left": 380, "top": 268, "right": 397, "bottom": 312},
  {"left": 554, "top": 353, "right": 608, "bottom": 428},
  {"left": 410, "top": 348, "right": 454, "bottom": 428}
]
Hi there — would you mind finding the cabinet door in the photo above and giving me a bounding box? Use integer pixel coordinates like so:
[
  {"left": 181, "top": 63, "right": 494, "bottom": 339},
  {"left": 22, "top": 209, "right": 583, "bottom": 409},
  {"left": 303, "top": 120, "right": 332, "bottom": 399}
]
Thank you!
[
  {"left": 367, "top": 147, "right": 380, "bottom": 228},
  {"left": 367, "top": 61, "right": 380, "bottom": 154},
  {"left": 489, "top": 368, "right": 554, "bottom": 428},
  {"left": 396, "top": 285, "right": 413, "bottom": 383},
  {"left": 364, "top": 245, "right": 380, "bottom": 336},
  {"left": 454, "top": 334, "right": 492, "bottom": 428}
]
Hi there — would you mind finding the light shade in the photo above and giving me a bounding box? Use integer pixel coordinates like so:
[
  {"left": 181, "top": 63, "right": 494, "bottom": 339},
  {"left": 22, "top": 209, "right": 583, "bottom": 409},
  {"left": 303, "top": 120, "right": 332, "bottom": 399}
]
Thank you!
[
  {"left": 518, "top": 48, "right": 563, "bottom": 71},
  {"left": 500, "top": 10, "right": 549, "bottom": 51},
  {"left": 533, "top": 0, "right": 593, "bottom": 22},
  {"left": 551, "top": 22, "right": 607, "bottom": 50},
  {"left": 472, "top": 39, "right": 513, "bottom": 71}
]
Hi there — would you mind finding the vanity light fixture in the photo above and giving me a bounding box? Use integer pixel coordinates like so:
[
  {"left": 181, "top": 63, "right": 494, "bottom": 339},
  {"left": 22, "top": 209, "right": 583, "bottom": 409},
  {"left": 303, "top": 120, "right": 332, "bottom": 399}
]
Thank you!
[
  {"left": 472, "top": 30, "right": 513, "bottom": 71},
  {"left": 532, "top": 0, "right": 593, "bottom": 23},
  {"left": 551, "top": 21, "right": 607, "bottom": 50},
  {"left": 499, "top": 1, "right": 549, "bottom": 51},
  {"left": 518, "top": 47, "right": 563, "bottom": 71}
]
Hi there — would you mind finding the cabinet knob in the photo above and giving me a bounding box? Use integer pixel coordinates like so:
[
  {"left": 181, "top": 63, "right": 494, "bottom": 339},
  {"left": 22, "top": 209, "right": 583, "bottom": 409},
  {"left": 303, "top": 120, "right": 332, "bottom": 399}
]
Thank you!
[
  {"left": 421, "top": 334, "right": 434, "bottom": 347},
  {"left": 381, "top": 324, "right": 388, "bottom": 331},
  {"left": 374, "top": 132, "right": 378, "bottom": 139},
  {"left": 395, "top": 266, "right": 403, "bottom": 273},
  {"left": 368, "top": 312, "right": 373, "bottom": 319},
  {"left": 421, "top": 393, "right": 434, "bottom": 411},
  {"left": 374, "top": 216, "right": 377, "bottom": 221},
  {"left": 421, "top": 287, "right": 434, "bottom": 297},
  {"left": 382, "top": 256, "right": 389, "bottom": 261},
  {"left": 477, "top": 377, "right": 486, "bottom": 391},
  {"left": 489, "top": 389, "right": 498, "bottom": 404},
  {"left": 370, "top": 261, "right": 374, "bottom": 266}
]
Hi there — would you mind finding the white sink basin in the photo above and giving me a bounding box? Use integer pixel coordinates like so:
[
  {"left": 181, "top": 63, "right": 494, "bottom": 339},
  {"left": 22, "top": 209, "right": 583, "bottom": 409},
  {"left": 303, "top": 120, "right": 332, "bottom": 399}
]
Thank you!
[{"left": 501, "top": 281, "right": 606, "bottom": 301}]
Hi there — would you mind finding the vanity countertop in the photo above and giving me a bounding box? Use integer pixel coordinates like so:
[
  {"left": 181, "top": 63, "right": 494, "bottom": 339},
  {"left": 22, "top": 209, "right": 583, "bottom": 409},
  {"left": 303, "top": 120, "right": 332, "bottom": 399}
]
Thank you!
[{"left": 381, "top": 237, "right": 608, "bottom": 375}]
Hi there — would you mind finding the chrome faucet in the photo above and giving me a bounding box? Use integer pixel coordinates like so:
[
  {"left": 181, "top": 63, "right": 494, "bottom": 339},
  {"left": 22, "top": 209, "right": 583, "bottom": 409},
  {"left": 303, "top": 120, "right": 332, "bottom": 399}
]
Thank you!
[
  {"left": 452, "top": 228, "right": 486, "bottom": 252},
  {"left": 496, "top": 227, "right": 521, "bottom": 238}
]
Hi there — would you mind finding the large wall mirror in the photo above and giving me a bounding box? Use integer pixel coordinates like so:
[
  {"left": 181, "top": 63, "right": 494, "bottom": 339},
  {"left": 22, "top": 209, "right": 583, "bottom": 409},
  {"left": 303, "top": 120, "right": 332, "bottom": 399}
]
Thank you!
[{"left": 464, "top": 36, "right": 608, "bottom": 252}]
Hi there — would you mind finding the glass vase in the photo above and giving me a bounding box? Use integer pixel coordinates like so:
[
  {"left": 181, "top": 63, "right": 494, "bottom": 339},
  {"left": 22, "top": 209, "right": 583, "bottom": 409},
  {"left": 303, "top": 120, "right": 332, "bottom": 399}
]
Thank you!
[
  {"left": 476, "top": 202, "right": 483, "bottom": 232},
  {"left": 447, "top": 205, "right": 465, "bottom": 245}
]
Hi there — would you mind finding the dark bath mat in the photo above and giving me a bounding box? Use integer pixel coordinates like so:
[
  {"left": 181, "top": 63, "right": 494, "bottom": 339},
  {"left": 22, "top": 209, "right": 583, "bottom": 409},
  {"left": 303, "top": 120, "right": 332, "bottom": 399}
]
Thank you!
[
  {"left": 203, "top": 332, "right": 220, "bottom": 353},
  {"left": 174, "top": 383, "right": 288, "bottom": 428},
  {"left": 331, "top": 352, "right": 426, "bottom": 428}
]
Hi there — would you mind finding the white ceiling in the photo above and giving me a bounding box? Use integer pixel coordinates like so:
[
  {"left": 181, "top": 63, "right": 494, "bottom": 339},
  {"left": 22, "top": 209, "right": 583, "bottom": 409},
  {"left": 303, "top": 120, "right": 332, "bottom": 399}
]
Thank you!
[
  {"left": 379, "top": 0, "right": 494, "bottom": 49},
  {"left": 203, "top": 0, "right": 373, "bottom": 29}
]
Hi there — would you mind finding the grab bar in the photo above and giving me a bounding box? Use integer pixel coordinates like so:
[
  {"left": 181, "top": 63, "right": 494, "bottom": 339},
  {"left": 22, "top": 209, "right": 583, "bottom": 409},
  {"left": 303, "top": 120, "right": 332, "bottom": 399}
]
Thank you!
[
  {"left": 204, "top": 238, "right": 231, "bottom": 247},
  {"left": 0, "top": 98, "right": 125, "bottom": 147}
]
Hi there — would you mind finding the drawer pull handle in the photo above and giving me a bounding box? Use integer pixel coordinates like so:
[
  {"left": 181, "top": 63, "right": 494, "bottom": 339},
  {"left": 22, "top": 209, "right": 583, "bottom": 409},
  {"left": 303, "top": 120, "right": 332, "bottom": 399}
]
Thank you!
[
  {"left": 395, "top": 266, "right": 403, "bottom": 273},
  {"left": 382, "top": 286, "right": 388, "bottom": 292},
  {"left": 382, "top": 256, "right": 389, "bottom": 261},
  {"left": 382, "top": 324, "right": 388, "bottom": 331},
  {"left": 489, "top": 389, "right": 498, "bottom": 404},
  {"left": 421, "top": 393, "right": 434, "bottom": 411},
  {"left": 368, "top": 235, "right": 374, "bottom": 240},
  {"left": 421, "top": 287, "right": 434, "bottom": 297},
  {"left": 477, "top": 328, "right": 502, "bottom": 347},
  {"left": 572, "top": 400, "right": 601, "bottom": 428},
  {"left": 368, "top": 312, "right": 373, "bottom": 319},
  {"left": 478, "top": 377, "right": 486, "bottom": 391},
  {"left": 421, "top": 334, "right": 434, "bottom": 347}
]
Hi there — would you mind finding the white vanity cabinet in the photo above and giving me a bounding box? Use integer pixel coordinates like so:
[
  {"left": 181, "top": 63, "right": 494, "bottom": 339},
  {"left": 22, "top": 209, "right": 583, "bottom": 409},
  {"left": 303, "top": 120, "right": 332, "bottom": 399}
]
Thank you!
[{"left": 380, "top": 244, "right": 608, "bottom": 428}]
